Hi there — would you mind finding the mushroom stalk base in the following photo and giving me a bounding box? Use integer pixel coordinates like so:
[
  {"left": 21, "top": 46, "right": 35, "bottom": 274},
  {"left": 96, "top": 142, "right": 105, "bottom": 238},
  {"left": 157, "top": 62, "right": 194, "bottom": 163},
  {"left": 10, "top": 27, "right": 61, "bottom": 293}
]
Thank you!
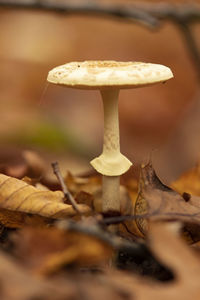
[{"left": 102, "top": 175, "right": 120, "bottom": 213}]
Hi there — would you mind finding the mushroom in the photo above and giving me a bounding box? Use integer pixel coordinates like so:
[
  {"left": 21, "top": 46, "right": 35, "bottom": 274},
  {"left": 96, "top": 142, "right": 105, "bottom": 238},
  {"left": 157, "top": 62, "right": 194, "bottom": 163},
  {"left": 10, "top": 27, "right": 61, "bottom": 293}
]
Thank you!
[{"left": 47, "top": 61, "right": 173, "bottom": 214}]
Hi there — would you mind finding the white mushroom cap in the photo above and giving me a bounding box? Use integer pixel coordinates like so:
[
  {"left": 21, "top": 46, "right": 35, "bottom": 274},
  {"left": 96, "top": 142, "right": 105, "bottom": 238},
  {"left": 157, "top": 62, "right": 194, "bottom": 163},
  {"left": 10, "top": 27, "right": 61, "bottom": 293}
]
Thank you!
[{"left": 47, "top": 61, "right": 173, "bottom": 89}]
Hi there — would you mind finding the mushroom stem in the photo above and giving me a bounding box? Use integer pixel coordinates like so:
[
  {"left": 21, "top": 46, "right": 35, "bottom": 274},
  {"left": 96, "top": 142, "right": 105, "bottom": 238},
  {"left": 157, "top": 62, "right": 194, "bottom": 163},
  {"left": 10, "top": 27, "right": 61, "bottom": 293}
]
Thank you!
[
  {"left": 91, "top": 89, "right": 132, "bottom": 213},
  {"left": 101, "top": 89, "right": 120, "bottom": 157},
  {"left": 101, "top": 89, "right": 120, "bottom": 213},
  {"left": 102, "top": 175, "right": 120, "bottom": 212},
  {"left": 90, "top": 92, "right": 132, "bottom": 177}
]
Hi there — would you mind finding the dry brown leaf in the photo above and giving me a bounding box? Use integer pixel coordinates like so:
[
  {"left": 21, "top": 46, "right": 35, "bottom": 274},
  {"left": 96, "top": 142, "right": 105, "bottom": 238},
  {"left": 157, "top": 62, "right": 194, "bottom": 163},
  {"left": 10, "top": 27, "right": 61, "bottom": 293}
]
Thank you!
[
  {"left": 0, "top": 248, "right": 127, "bottom": 300},
  {"left": 65, "top": 172, "right": 101, "bottom": 195},
  {"left": 12, "top": 226, "right": 113, "bottom": 275},
  {"left": 75, "top": 191, "right": 94, "bottom": 208},
  {"left": 8, "top": 222, "right": 200, "bottom": 300},
  {"left": 0, "top": 250, "right": 80, "bottom": 300},
  {"left": 172, "top": 163, "right": 200, "bottom": 196},
  {"left": 117, "top": 185, "right": 139, "bottom": 239},
  {"left": 65, "top": 172, "right": 102, "bottom": 211},
  {"left": 147, "top": 222, "right": 200, "bottom": 299},
  {"left": 104, "top": 222, "right": 200, "bottom": 300},
  {"left": 134, "top": 163, "right": 200, "bottom": 242},
  {"left": 0, "top": 148, "right": 46, "bottom": 179},
  {"left": 22, "top": 149, "right": 46, "bottom": 178},
  {"left": 117, "top": 177, "right": 140, "bottom": 238},
  {"left": 0, "top": 174, "right": 90, "bottom": 222},
  {"left": 0, "top": 208, "right": 50, "bottom": 228}
]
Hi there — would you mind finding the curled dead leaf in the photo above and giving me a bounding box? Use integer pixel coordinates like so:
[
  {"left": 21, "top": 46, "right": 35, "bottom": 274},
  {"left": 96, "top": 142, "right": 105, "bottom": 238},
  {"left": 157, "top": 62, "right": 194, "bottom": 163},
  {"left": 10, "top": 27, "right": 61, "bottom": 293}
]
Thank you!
[
  {"left": 0, "top": 174, "right": 91, "bottom": 222},
  {"left": 134, "top": 163, "right": 200, "bottom": 242}
]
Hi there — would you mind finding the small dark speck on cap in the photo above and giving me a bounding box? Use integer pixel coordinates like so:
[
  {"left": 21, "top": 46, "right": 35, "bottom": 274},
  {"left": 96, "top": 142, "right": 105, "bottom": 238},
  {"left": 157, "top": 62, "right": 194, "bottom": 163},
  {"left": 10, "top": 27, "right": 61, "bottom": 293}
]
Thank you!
[{"left": 182, "top": 192, "right": 191, "bottom": 202}]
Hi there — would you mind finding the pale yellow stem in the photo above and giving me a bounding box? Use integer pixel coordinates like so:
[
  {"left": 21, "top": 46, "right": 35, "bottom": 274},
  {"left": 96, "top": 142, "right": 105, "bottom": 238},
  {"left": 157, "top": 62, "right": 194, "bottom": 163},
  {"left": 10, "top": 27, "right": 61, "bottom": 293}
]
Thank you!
[
  {"left": 101, "top": 89, "right": 120, "bottom": 157},
  {"left": 102, "top": 175, "right": 120, "bottom": 212},
  {"left": 90, "top": 89, "right": 132, "bottom": 213},
  {"left": 101, "top": 89, "right": 120, "bottom": 212}
]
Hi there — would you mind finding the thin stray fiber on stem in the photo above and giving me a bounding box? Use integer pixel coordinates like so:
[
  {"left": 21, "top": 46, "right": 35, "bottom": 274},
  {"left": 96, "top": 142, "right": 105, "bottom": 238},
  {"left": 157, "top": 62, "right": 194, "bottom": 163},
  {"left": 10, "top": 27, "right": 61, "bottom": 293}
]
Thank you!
[{"left": 51, "top": 161, "right": 81, "bottom": 215}]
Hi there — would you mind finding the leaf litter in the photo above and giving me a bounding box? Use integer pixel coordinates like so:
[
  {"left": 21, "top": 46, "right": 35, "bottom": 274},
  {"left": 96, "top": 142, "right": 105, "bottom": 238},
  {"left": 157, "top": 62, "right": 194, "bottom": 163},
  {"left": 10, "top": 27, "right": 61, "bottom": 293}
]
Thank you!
[{"left": 0, "top": 150, "right": 200, "bottom": 299}]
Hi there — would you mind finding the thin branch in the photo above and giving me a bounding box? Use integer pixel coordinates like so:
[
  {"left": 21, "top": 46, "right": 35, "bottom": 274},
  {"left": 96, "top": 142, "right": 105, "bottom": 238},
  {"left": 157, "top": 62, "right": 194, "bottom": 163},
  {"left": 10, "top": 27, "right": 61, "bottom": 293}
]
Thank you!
[
  {"left": 0, "top": 0, "right": 158, "bottom": 28},
  {"left": 100, "top": 211, "right": 200, "bottom": 226},
  {"left": 177, "top": 22, "right": 200, "bottom": 80},
  {"left": 1, "top": 1, "right": 200, "bottom": 79},
  {"left": 57, "top": 219, "right": 148, "bottom": 257},
  {"left": 143, "top": 3, "right": 200, "bottom": 24},
  {"left": 51, "top": 161, "right": 81, "bottom": 215},
  {"left": 1, "top": 1, "right": 200, "bottom": 26}
]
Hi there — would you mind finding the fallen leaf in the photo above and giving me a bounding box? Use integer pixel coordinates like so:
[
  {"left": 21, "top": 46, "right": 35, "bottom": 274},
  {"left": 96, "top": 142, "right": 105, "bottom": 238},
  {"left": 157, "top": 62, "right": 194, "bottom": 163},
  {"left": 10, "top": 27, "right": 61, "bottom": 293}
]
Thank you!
[
  {"left": 65, "top": 172, "right": 101, "bottom": 211},
  {"left": 0, "top": 174, "right": 90, "bottom": 223},
  {"left": 0, "top": 147, "right": 46, "bottom": 179},
  {"left": 134, "top": 163, "right": 200, "bottom": 242},
  {"left": 65, "top": 172, "right": 101, "bottom": 195},
  {"left": 172, "top": 163, "right": 200, "bottom": 196},
  {"left": 6, "top": 221, "right": 200, "bottom": 300},
  {"left": 117, "top": 177, "right": 141, "bottom": 238},
  {"left": 0, "top": 248, "right": 127, "bottom": 300},
  {"left": 147, "top": 222, "right": 200, "bottom": 299},
  {"left": 22, "top": 149, "right": 46, "bottom": 178},
  {"left": 0, "top": 250, "right": 85, "bottom": 300},
  {"left": 12, "top": 226, "right": 113, "bottom": 275},
  {"left": 75, "top": 191, "right": 94, "bottom": 208},
  {"left": 0, "top": 208, "right": 49, "bottom": 228},
  {"left": 104, "top": 222, "right": 200, "bottom": 300}
]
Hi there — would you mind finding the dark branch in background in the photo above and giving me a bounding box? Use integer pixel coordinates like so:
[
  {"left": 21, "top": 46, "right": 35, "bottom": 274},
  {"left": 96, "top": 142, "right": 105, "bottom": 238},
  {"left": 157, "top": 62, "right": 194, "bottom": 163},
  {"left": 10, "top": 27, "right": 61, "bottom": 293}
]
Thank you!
[
  {"left": 1, "top": 1, "right": 200, "bottom": 26},
  {"left": 177, "top": 23, "right": 200, "bottom": 80},
  {"left": 0, "top": 1, "right": 200, "bottom": 79},
  {"left": 0, "top": 0, "right": 159, "bottom": 27}
]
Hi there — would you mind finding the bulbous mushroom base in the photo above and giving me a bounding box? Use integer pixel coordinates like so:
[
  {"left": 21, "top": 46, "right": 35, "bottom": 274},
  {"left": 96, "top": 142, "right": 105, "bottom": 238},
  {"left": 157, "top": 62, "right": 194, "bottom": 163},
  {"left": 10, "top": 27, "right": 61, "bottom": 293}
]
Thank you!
[{"left": 90, "top": 152, "right": 132, "bottom": 176}]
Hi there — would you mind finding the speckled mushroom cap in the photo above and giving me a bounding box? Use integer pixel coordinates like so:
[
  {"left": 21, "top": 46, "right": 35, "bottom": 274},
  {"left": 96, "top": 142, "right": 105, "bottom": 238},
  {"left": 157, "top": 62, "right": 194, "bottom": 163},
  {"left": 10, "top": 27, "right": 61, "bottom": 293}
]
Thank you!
[{"left": 47, "top": 61, "right": 173, "bottom": 89}]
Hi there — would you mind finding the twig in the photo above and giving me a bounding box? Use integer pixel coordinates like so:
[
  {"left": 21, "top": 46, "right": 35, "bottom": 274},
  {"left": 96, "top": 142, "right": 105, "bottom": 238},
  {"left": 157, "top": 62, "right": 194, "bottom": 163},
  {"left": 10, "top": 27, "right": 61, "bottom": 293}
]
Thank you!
[
  {"left": 57, "top": 219, "right": 148, "bottom": 257},
  {"left": 51, "top": 161, "right": 81, "bottom": 215},
  {"left": 100, "top": 213, "right": 152, "bottom": 226},
  {"left": 100, "top": 210, "right": 200, "bottom": 226}
]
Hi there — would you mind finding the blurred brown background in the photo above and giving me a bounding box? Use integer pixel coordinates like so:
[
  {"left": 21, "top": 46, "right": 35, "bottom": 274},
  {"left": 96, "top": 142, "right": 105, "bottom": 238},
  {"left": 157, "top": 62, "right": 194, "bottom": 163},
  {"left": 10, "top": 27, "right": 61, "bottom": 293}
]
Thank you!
[{"left": 0, "top": 0, "right": 200, "bottom": 182}]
